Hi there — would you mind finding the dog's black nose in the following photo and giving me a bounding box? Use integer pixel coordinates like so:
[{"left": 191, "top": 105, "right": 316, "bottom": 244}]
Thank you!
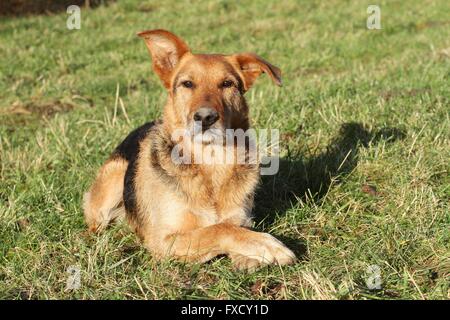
[{"left": 193, "top": 107, "right": 219, "bottom": 128}]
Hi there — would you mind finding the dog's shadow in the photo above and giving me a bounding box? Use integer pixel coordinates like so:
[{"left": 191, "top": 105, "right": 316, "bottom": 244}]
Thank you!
[{"left": 254, "top": 122, "right": 406, "bottom": 259}]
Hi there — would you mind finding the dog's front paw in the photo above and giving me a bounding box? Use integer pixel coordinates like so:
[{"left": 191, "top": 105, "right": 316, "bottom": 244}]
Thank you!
[
  {"left": 230, "top": 254, "right": 261, "bottom": 272},
  {"left": 230, "top": 232, "right": 296, "bottom": 271}
]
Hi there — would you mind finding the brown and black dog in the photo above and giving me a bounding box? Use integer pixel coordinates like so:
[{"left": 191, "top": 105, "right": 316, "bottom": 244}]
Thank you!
[{"left": 83, "top": 29, "right": 295, "bottom": 270}]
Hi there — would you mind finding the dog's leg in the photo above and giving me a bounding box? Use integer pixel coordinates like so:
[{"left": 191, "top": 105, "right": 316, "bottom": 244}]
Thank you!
[
  {"left": 153, "top": 223, "right": 296, "bottom": 270},
  {"left": 83, "top": 158, "right": 128, "bottom": 232}
]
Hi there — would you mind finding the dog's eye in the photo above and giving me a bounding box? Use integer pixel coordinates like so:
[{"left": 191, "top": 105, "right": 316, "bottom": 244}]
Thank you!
[
  {"left": 221, "top": 80, "right": 234, "bottom": 88},
  {"left": 181, "top": 80, "right": 194, "bottom": 88}
]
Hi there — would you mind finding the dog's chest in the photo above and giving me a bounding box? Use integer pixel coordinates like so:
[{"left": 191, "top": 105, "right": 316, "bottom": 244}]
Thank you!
[{"left": 184, "top": 163, "right": 258, "bottom": 225}]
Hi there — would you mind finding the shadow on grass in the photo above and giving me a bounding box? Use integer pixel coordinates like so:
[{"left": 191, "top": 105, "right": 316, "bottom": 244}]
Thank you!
[{"left": 254, "top": 122, "right": 406, "bottom": 258}]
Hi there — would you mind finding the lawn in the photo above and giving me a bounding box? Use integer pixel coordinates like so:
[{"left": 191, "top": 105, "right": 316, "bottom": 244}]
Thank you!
[{"left": 0, "top": 0, "right": 448, "bottom": 299}]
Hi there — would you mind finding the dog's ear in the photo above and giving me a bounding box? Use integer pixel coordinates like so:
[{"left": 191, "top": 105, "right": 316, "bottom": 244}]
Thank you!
[
  {"left": 137, "top": 29, "right": 190, "bottom": 89},
  {"left": 233, "top": 53, "right": 282, "bottom": 91}
]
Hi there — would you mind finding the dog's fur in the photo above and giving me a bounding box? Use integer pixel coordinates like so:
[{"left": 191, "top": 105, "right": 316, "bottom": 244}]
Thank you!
[{"left": 83, "top": 30, "right": 295, "bottom": 270}]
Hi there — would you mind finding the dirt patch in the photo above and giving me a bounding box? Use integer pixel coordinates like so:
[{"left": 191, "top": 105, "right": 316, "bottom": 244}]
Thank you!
[
  {"left": 380, "top": 88, "right": 432, "bottom": 102},
  {"left": 0, "top": 100, "right": 77, "bottom": 131},
  {"left": 137, "top": 3, "right": 158, "bottom": 13},
  {"left": 361, "top": 184, "right": 379, "bottom": 197},
  {"left": 414, "top": 20, "right": 450, "bottom": 31},
  {"left": 0, "top": 0, "right": 112, "bottom": 16},
  {"left": 4, "top": 100, "right": 76, "bottom": 117},
  {"left": 250, "top": 280, "right": 287, "bottom": 299},
  {"left": 15, "top": 218, "right": 31, "bottom": 232}
]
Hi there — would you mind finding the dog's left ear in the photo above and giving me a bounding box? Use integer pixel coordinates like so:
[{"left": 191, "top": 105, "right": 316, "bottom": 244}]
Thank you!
[
  {"left": 233, "top": 53, "right": 282, "bottom": 91},
  {"left": 137, "top": 29, "right": 190, "bottom": 89}
]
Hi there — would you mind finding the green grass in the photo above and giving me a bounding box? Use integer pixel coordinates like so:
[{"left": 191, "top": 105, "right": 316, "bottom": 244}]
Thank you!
[{"left": 0, "top": 0, "right": 449, "bottom": 299}]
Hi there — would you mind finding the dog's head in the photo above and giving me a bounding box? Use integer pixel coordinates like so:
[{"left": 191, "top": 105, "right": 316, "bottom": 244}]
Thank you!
[{"left": 138, "top": 29, "right": 281, "bottom": 143}]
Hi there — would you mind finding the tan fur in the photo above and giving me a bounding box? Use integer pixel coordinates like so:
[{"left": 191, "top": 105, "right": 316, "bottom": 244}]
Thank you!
[
  {"left": 83, "top": 30, "right": 295, "bottom": 270},
  {"left": 83, "top": 158, "right": 127, "bottom": 232}
]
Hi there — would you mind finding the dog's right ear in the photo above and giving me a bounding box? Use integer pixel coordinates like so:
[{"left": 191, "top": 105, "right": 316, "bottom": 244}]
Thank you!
[{"left": 137, "top": 29, "right": 190, "bottom": 89}]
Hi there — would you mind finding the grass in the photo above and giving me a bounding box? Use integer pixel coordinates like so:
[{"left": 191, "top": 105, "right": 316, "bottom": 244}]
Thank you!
[{"left": 0, "top": 0, "right": 449, "bottom": 300}]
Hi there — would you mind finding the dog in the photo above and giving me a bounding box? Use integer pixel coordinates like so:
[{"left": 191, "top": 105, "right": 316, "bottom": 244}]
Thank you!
[{"left": 83, "top": 29, "right": 296, "bottom": 270}]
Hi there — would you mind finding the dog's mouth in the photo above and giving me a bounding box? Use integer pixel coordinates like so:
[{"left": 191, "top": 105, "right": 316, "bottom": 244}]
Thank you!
[{"left": 190, "top": 121, "right": 225, "bottom": 144}]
